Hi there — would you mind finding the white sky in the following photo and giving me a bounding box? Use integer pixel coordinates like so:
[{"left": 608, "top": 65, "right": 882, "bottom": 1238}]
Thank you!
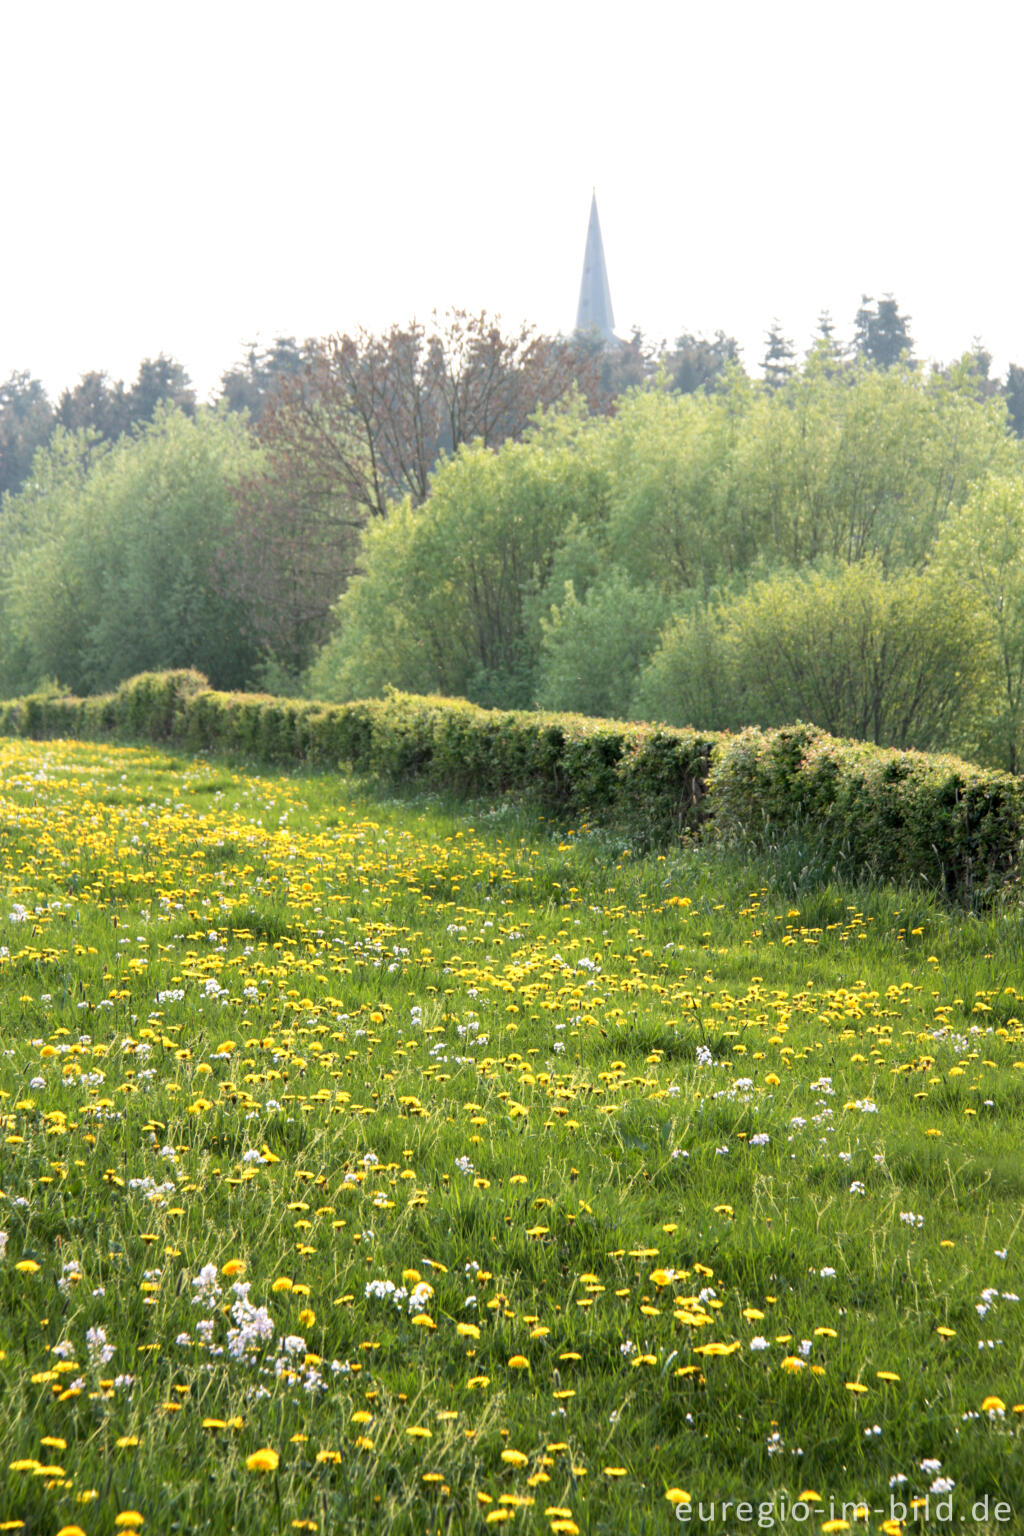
[{"left": 3, "top": 0, "right": 1022, "bottom": 401}]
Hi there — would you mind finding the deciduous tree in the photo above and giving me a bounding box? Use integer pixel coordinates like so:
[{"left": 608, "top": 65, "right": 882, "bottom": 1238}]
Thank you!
[
  {"left": 932, "top": 473, "right": 1024, "bottom": 771},
  {"left": 260, "top": 310, "right": 604, "bottom": 522}
]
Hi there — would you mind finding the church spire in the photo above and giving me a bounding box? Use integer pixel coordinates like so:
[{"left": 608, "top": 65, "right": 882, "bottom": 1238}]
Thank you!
[{"left": 575, "top": 191, "right": 615, "bottom": 342}]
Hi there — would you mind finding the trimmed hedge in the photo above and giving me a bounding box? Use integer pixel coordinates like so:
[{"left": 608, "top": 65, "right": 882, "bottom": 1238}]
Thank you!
[
  {"left": 2, "top": 673, "right": 1022, "bottom": 900},
  {"left": 709, "top": 724, "right": 1024, "bottom": 899}
]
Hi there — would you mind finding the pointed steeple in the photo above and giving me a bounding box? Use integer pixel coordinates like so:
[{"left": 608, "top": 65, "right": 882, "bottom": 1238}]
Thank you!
[{"left": 575, "top": 192, "right": 615, "bottom": 342}]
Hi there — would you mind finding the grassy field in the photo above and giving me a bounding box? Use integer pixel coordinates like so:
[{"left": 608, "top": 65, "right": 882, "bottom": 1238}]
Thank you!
[{"left": 1, "top": 736, "right": 1024, "bottom": 1535}]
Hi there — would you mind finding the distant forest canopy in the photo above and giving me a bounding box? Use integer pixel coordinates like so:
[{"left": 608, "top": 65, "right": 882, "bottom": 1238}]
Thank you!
[
  {"left": 4, "top": 295, "right": 1024, "bottom": 501},
  {"left": 3, "top": 300, "right": 1024, "bottom": 774}
]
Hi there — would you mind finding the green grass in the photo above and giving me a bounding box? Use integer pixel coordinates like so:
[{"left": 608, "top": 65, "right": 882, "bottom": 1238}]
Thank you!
[{"left": 1, "top": 736, "right": 1023, "bottom": 1534}]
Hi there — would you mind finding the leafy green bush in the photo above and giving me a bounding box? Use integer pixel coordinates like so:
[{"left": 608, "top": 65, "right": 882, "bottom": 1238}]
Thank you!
[
  {"left": 308, "top": 400, "right": 609, "bottom": 708},
  {"left": 636, "top": 559, "right": 987, "bottom": 754},
  {"left": 537, "top": 571, "right": 670, "bottom": 719},
  {"left": 0, "top": 410, "right": 262, "bottom": 696}
]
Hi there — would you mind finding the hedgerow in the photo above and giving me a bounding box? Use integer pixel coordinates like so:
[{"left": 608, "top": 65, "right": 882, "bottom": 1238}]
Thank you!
[{"left": 2, "top": 672, "right": 1021, "bottom": 899}]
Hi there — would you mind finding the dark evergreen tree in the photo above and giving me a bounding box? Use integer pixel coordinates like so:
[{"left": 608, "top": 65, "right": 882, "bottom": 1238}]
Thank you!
[
  {"left": 0, "top": 371, "right": 54, "bottom": 496},
  {"left": 852, "top": 295, "right": 913, "bottom": 368},
  {"left": 817, "top": 309, "right": 838, "bottom": 344},
  {"left": 127, "top": 355, "right": 195, "bottom": 425},
  {"left": 57, "top": 371, "right": 132, "bottom": 440},
  {"left": 1004, "top": 363, "right": 1024, "bottom": 437},
  {"left": 218, "top": 337, "right": 308, "bottom": 421},
  {"left": 762, "top": 321, "right": 795, "bottom": 390}
]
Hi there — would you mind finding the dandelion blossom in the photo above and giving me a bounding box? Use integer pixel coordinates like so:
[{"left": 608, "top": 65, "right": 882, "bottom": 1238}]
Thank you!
[{"left": 245, "top": 1448, "right": 279, "bottom": 1472}]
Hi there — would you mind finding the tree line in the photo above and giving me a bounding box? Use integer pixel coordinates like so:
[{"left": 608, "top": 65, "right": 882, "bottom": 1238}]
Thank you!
[
  {"left": 5, "top": 295, "right": 1024, "bottom": 502},
  {"left": 2, "top": 301, "right": 1024, "bottom": 771}
]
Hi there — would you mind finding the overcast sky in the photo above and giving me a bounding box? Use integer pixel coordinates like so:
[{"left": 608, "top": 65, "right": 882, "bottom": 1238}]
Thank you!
[{"left": 4, "top": 0, "right": 1021, "bottom": 401}]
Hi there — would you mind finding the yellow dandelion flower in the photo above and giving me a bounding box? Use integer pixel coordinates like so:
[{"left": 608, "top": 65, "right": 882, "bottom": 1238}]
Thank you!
[
  {"left": 501, "top": 1449, "right": 529, "bottom": 1466},
  {"left": 876, "top": 1371, "right": 900, "bottom": 1382},
  {"left": 245, "top": 1448, "right": 279, "bottom": 1472},
  {"left": 221, "top": 1260, "right": 246, "bottom": 1276},
  {"left": 115, "top": 1436, "right": 140, "bottom": 1449},
  {"left": 982, "top": 1395, "right": 1006, "bottom": 1412},
  {"left": 507, "top": 1355, "right": 530, "bottom": 1369},
  {"left": 114, "top": 1514, "right": 145, "bottom": 1529},
  {"left": 603, "top": 1466, "right": 628, "bottom": 1477},
  {"left": 15, "top": 1260, "right": 40, "bottom": 1274},
  {"left": 664, "top": 1488, "right": 691, "bottom": 1504},
  {"left": 457, "top": 1322, "right": 481, "bottom": 1339},
  {"left": 406, "top": 1426, "right": 432, "bottom": 1438}
]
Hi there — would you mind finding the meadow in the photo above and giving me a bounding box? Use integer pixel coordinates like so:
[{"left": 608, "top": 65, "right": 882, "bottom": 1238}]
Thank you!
[{"left": 1, "top": 736, "right": 1023, "bottom": 1535}]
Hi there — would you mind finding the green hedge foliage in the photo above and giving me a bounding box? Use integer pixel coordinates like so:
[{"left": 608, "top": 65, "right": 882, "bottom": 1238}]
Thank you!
[
  {"left": 2, "top": 672, "right": 1021, "bottom": 900},
  {"left": 709, "top": 723, "right": 1024, "bottom": 899}
]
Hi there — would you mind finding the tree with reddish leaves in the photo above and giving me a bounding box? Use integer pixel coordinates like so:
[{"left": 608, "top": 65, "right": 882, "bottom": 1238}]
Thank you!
[{"left": 259, "top": 309, "right": 608, "bottom": 520}]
